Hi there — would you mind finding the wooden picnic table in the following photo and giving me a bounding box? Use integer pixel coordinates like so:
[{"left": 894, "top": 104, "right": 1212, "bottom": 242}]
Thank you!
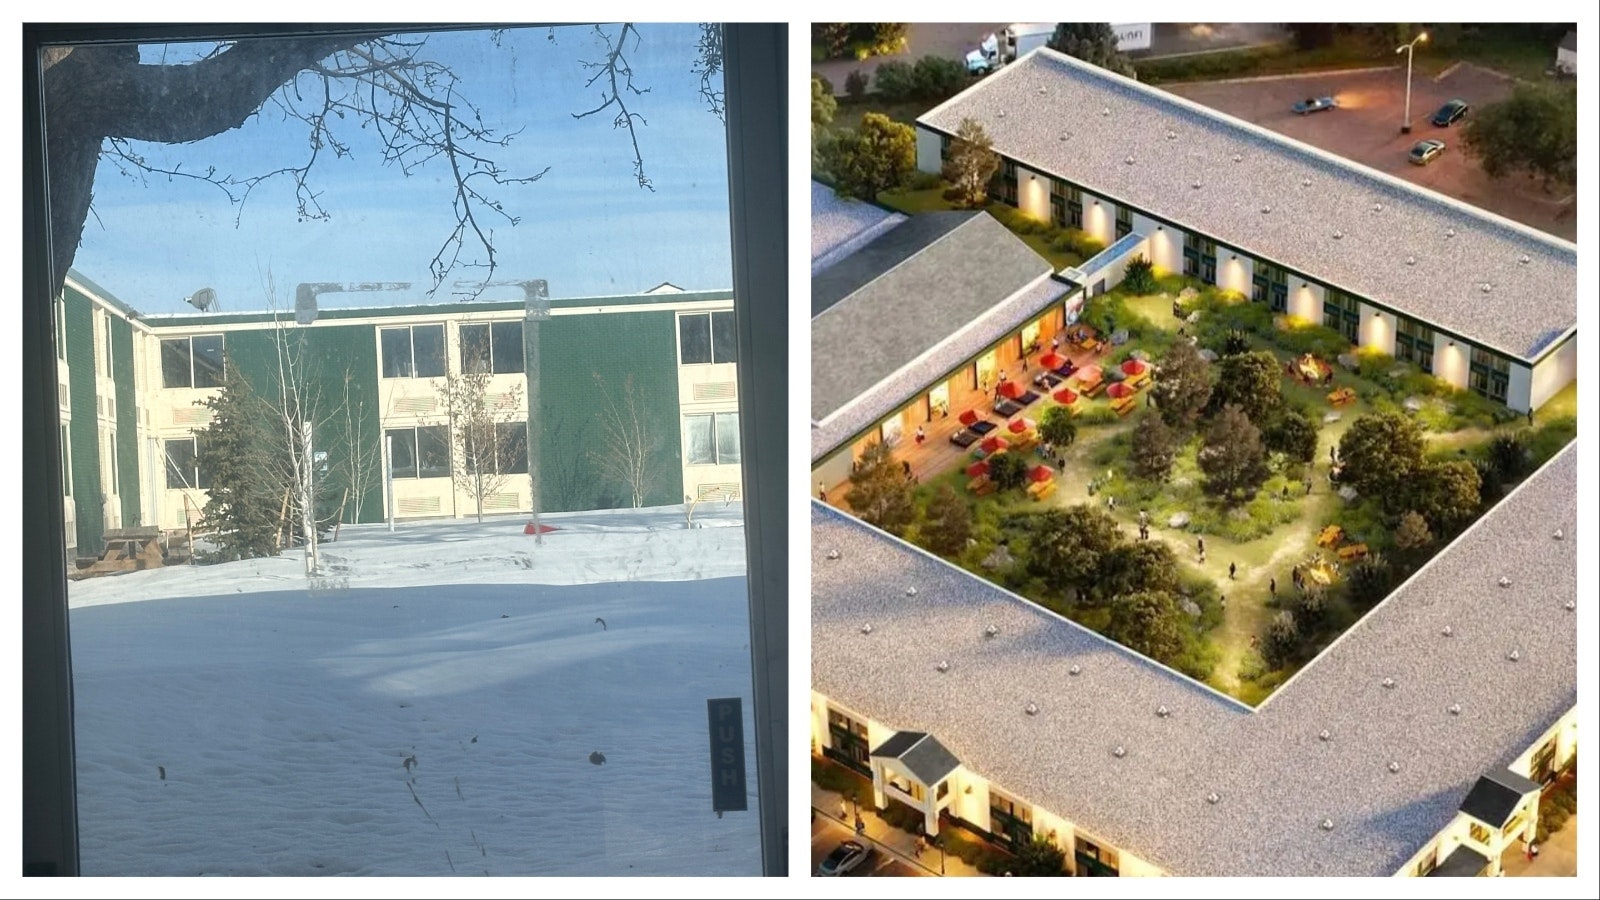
[{"left": 1317, "top": 524, "right": 1343, "bottom": 548}]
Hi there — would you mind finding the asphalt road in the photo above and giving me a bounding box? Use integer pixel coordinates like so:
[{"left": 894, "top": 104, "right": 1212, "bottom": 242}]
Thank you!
[{"left": 1165, "top": 64, "right": 1575, "bottom": 241}]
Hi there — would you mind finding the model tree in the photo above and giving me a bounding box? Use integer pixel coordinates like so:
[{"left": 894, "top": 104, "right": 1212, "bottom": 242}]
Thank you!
[
  {"left": 1013, "top": 835, "right": 1067, "bottom": 876},
  {"left": 1097, "top": 541, "right": 1182, "bottom": 600},
  {"left": 1038, "top": 405, "right": 1078, "bottom": 449},
  {"left": 1462, "top": 84, "right": 1577, "bottom": 189},
  {"left": 1208, "top": 350, "right": 1282, "bottom": 425},
  {"left": 941, "top": 118, "right": 1001, "bottom": 208},
  {"left": 1048, "top": 23, "right": 1137, "bottom": 78},
  {"left": 1025, "top": 506, "right": 1122, "bottom": 600},
  {"left": 1130, "top": 411, "right": 1177, "bottom": 483},
  {"left": 1345, "top": 553, "right": 1393, "bottom": 610},
  {"left": 823, "top": 113, "right": 918, "bottom": 201},
  {"left": 1121, "top": 255, "right": 1157, "bottom": 294},
  {"left": 438, "top": 344, "right": 526, "bottom": 523},
  {"left": 1149, "top": 339, "right": 1211, "bottom": 432},
  {"left": 1292, "top": 584, "right": 1329, "bottom": 632},
  {"left": 921, "top": 483, "right": 973, "bottom": 557},
  {"left": 1104, "top": 591, "right": 1189, "bottom": 665},
  {"left": 1393, "top": 509, "right": 1434, "bottom": 552},
  {"left": 1198, "top": 404, "right": 1269, "bottom": 503},
  {"left": 1406, "top": 460, "right": 1483, "bottom": 535},
  {"left": 1261, "top": 611, "right": 1300, "bottom": 669},
  {"left": 1262, "top": 406, "right": 1319, "bottom": 465},
  {"left": 987, "top": 451, "right": 1029, "bottom": 492},
  {"left": 845, "top": 441, "right": 915, "bottom": 536},
  {"left": 1337, "top": 412, "right": 1426, "bottom": 501},
  {"left": 912, "top": 55, "right": 969, "bottom": 101}
]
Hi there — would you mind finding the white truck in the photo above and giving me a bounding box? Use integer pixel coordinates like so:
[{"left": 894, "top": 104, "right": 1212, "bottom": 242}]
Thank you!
[{"left": 965, "top": 23, "right": 1055, "bottom": 75}]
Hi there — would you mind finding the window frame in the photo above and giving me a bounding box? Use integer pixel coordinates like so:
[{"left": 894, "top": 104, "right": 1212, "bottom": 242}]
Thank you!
[
  {"left": 160, "top": 334, "right": 226, "bottom": 389},
  {"left": 684, "top": 410, "right": 741, "bottom": 465},
  {"left": 459, "top": 320, "right": 525, "bottom": 375},
  {"left": 23, "top": 22, "right": 787, "bottom": 877},
  {"left": 163, "top": 436, "right": 208, "bottom": 490},
  {"left": 380, "top": 323, "right": 448, "bottom": 379}
]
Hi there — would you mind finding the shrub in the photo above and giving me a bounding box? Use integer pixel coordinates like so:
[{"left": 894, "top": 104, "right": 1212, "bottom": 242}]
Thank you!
[
  {"left": 1345, "top": 553, "right": 1393, "bottom": 610},
  {"left": 1077, "top": 406, "right": 1119, "bottom": 426},
  {"left": 912, "top": 54, "right": 969, "bottom": 100},
  {"left": 873, "top": 60, "right": 917, "bottom": 101},
  {"left": 1262, "top": 611, "right": 1300, "bottom": 669},
  {"left": 844, "top": 69, "right": 869, "bottom": 100},
  {"left": 1526, "top": 415, "right": 1577, "bottom": 466},
  {"left": 1121, "top": 255, "right": 1157, "bottom": 294},
  {"left": 813, "top": 73, "right": 835, "bottom": 97},
  {"left": 907, "top": 170, "right": 944, "bottom": 191},
  {"left": 877, "top": 799, "right": 924, "bottom": 833},
  {"left": 1049, "top": 228, "right": 1103, "bottom": 257},
  {"left": 811, "top": 757, "right": 868, "bottom": 805},
  {"left": 987, "top": 451, "right": 1029, "bottom": 492}
]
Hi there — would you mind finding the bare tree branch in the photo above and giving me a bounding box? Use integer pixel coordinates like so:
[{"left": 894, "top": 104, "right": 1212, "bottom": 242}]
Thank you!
[{"left": 573, "top": 24, "right": 655, "bottom": 192}]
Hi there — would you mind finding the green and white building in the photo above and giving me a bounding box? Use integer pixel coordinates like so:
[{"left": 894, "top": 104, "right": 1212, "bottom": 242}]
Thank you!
[{"left": 55, "top": 270, "right": 742, "bottom": 559}]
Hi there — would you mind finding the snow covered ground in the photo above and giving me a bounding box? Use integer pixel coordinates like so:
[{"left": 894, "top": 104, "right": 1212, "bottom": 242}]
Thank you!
[{"left": 67, "top": 503, "right": 762, "bottom": 876}]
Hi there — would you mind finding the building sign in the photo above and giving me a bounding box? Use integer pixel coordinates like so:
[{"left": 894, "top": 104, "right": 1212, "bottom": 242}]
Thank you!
[
  {"left": 1111, "top": 23, "right": 1152, "bottom": 52},
  {"left": 707, "top": 697, "right": 748, "bottom": 812}
]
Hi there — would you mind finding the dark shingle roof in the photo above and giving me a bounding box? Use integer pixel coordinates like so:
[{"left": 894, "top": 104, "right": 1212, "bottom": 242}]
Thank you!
[
  {"left": 1459, "top": 769, "right": 1543, "bottom": 827},
  {"left": 1559, "top": 29, "right": 1576, "bottom": 52},
  {"left": 871, "top": 731, "right": 962, "bottom": 785},
  {"left": 812, "top": 212, "right": 977, "bottom": 317},
  {"left": 1427, "top": 845, "right": 1490, "bottom": 877}
]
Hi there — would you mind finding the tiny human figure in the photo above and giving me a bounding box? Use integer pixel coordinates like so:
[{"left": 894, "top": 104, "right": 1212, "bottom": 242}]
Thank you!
[
  {"left": 1220, "top": 595, "right": 1227, "bottom": 611},
  {"left": 914, "top": 425, "right": 926, "bottom": 446},
  {"left": 1269, "top": 577, "right": 1277, "bottom": 599},
  {"left": 1527, "top": 409, "right": 1535, "bottom": 427},
  {"left": 1229, "top": 562, "right": 1237, "bottom": 580},
  {"left": 1197, "top": 536, "right": 1206, "bottom": 557},
  {"left": 855, "top": 815, "right": 866, "bottom": 836},
  {"left": 1249, "top": 634, "right": 1259, "bottom": 649},
  {"left": 1304, "top": 476, "right": 1313, "bottom": 496},
  {"left": 818, "top": 481, "right": 828, "bottom": 501},
  {"left": 839, "top": 799, "right": 849, "bottom": 820},
  {"left": 902, "top": 459, "right": 913, "bottom": 479}
]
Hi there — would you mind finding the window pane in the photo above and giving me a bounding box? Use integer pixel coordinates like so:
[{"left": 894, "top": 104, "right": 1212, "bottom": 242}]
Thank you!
[
  {"left": 164, "top": 439, "right": 195, "bottom": 489},
  {"left": 380, "top": 328, "right": 413, "bottom": 378},
  {"left": 191, "top": 335, "right": 225, "bottom": 388},
  {"left": 161, "top": 339, "right": 192, "bottom": 388},
  {"left": 491, "top": 321, "right": 524, "bottom": 374},
  {"left": 417, "top": 424, "right": 451, "bottom": 478},
  {"left": 679, "top": 313, "right": 711, "bottom": 364},
  {"left": 412, "top": 325, "right": 447, "bottom": 378},
  {"left": 685, "top": 414, "right": 715, "bottom": 465},
  {"left": 712, "top": 311, "right": 737, "bottom": 364},
  {"left": 387, "top": 428, "right": 418, "bottom": 479},
  {"left": 715, "top": 411, "right": 741, "bottom": 464},
  {"left": 497, "top": 422, "right": 528, "bottom": 475},
  {"left": 61, "top": 424, "right": 72, "bottom": 496},
  {"left": 460, "top": 324, "right": 492, "bottom": 375}
]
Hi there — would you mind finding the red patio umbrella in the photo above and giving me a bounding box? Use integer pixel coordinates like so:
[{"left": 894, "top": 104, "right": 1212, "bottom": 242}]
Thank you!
[
  {"left": 1029, "top": 464, "right": 1055, "bottom": 483},
  {"left": 1121, "top": 358, "right": 1148, "bottom": 377},
  {"left": 1052, "top": 387, "right": 1079, "bottom": 405},
  {"left": 966, "top": 461, "right": 990, "bottom": 478},
  {"left": 999, "top": 380, "right": 1025, "bottom": 400},
  {"left": 1008, "top": 418, "right": 1031, "bottom": 434},
  {"left": 1040, "top": 352, "right": 1067, "bottom": 371},
  {"left": 980, "top": 435, "right": 1009, "bottom": 454},
  {"left": 959, "top": 409, "right": 980, "bottom": 427},
  {"left": 1107, "top": 382, "right": 1135, "bottom": 400},
  {"left": 1075, "top": 364, "right": 1103, "bottom": 384}
]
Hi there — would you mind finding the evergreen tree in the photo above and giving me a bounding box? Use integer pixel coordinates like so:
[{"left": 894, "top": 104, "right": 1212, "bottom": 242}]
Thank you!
[
  {"left": 1121, "top": 255, "right": 1157, "bottom": 294},
  {"left": 1198, "top": 404, "right": 1269, "bottom": 503},
  {"left": 1104, "top": 590, "right": 1189, "bottom": 665},
  {"left": 987, "top": 451, "right": 1028, "bottom": 491},
  {"left": 1149, "top": 339, "right": 1211, "bottom": 432},
  {"left": 1013, "top": 835, "right": 1067, "bottom": 876},
  {"left": 1130, "top": 412, "right": 1177, "bottom": 483},
  {"left": 921, "top": 483, "right": 972, "bottom": 557},
  {"left": 845, "top": 441, "right": 915, "bottom": 536},
  {"left": 1038, "top": 405, "right": 1078, "bottom": 449},
  {"left": 194, "top": 364, "right": 282, "bottom": 562},
  {"left": 940, "top": 118, "right": 1000, "bottom": 208},
  {"left": 1048, "top": 23, "right": 1137, "bottom": 78},
  {"left": 1262, "top": 406, "right": 1319, "bottom": 465},
  {"left": 1209, "top": 350, "right": 1282, "bottom": 425},
  {"left": 1261, "top": 611, "right": 1300, "bottom": 669}
]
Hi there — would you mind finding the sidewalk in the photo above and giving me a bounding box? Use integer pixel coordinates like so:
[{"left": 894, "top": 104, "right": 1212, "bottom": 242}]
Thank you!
[
  {"left": 811, "top": 781, "right": 987, "bottom": 877},
  {"left": 1501, "top": 813, "right": 1578, "bottom": 877}
]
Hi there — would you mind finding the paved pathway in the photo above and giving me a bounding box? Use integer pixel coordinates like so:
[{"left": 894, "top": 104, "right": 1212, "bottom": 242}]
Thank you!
[
  {"left": 1501, "top": 812, "right": 1578, "bottom": 877},
  {"left": 810, "top": 782, "right": 987, "bottom": 877}
]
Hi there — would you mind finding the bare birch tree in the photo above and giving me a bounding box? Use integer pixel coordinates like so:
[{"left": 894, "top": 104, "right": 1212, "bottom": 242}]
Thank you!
[
  {"left": 437, "top": 335, "right": 526, "bottom": 522},
  {"left": 589, "top": 372, "right": 659, "bottom": 509},
  {"left": 333, "top": 367, "right": 381, "bottom": 526}
]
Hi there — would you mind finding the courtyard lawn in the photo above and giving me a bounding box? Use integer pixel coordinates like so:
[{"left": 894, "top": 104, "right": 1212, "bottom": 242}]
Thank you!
[
  {"left": 885, "top": 276, "right": 1576, "bottom": 703},
  {"left": 877, "top": 187, "right": 1088, "bottom": 271}
]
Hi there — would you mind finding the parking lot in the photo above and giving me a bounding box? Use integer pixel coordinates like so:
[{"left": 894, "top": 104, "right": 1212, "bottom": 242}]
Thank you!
[
  {"left": 809, "top": 815, "right": 930, "bottom": 878},
  {"left": 1165, "top": 64, "right": 1576, "bottom": 241}
]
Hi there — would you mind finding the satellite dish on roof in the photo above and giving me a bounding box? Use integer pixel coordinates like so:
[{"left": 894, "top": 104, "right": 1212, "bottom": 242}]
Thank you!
[{"left": 185, "top": 288, "right": 218, "bottom": 312}]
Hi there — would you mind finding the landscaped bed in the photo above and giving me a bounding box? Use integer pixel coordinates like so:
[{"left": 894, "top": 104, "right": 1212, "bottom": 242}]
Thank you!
[{"left": 837, "top": 273, "right": 1577, "bottom": 704}]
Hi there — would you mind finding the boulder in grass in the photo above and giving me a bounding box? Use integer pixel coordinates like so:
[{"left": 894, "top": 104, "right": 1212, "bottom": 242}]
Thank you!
[
  {"left": 1110, "top": 329, "right": 1130, "bottom": 346},
  {"left": 1337, "top": 352, "right": 1359, "bottom": 371},
  {"left": 1338, "top": 486, "right": 1359, "bottom": 502},
  {"left": 1168, "top": 511, "right": 1191, "bottom": 529},
  {"left": 982, "top": 544, "right": 1015, "bottom": 570},
  {"left": 1129, "top": 348, "right": 1150, "bottom": 361},
  {"left": 1198, "top": 348, "right": 1219, "bottom": 363},
  {"left": 1388, "top": 366, "right": 1409, "bottom": 380},
  {"left": 1322, "top": 411, "right": 1343, "bottom": 425},
  {"left": 1180, "top": 599, "right": 1202, "bottom": 619},
  {"left": 1186, "top": 311, "right": 1201, "bottom": 324},
  {"left": 1403, "top": 396, "right": 1424, "bottom": 412}
]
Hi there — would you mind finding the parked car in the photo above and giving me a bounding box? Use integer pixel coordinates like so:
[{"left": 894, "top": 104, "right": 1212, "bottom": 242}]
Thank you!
[
  {"left": 817, "top": 840, "right": 870, "bottom": 876},
  {"left": 1292, "top": 96, "right": 1338, "bottom": 115},
  {"left": 1409, "top": 139, "right": 1446, "bottom": 165},
  {"left": 1431, "top": 99, "right": 1469, "bottom": 127}
]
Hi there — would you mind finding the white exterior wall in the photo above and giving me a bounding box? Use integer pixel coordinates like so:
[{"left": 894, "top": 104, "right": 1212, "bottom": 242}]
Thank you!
[
  {"left": 1077, "top": 235, "right": 1151, "bottom": 295},
  {"left": 1432, "top": 333, "right": 1471, "bottom": 392},
  {"left": 676, "top": 325, "right": 741, "bottom": 502},
  {"left": 1133, "top": 215, "right": 1183, "bottom": 274},
  {"left": 1080, "top": 190, "right": 1114, "bottom": 246},
  {"left": 1287, "top": 280, "right": 1324, "bottom": 323},
  {"left": 1358, "top": 303, "right": 1397, "bottom": 358},
  {"left": 916, "top": 126, "right": 943, "bottom": 175},
  {"left": 1212, "top": 243, "right": 1255, "bottom": 297},
  {"left": 1526, "top": 334, "right": 1576, "bottom": 412},
  {"left": 1509, "top": 705, "right": 1579, "bottom": 778},
  {"left": 1556, "top": 46, "right": 1576, "bottom": 74},
  {"left": 1016, "top": 164, "right": 1051, "bottom": 222}
]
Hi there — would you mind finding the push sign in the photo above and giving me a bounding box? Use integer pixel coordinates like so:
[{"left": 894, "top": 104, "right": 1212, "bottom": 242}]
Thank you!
[{"left": 706, "top": 697, "right": 748, "bottom": 812}]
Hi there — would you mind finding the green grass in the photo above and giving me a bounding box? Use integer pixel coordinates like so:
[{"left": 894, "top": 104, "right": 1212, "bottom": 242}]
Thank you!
[{"left": 830, "top": 96, "right": 935, "bottom": 132}]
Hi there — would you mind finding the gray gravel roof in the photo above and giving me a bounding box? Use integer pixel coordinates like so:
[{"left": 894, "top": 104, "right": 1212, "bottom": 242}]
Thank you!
[
  {"left": 811, "top": 442, "right": 1576, "bottom": 876},
  {"left": 920, "top": 49, "right": 1576, "bottom": 361},
  {"left": 812, "top": 212, "right": 1054, "bottom": 424},
  {"left": 811, "top": 181, "right": 907, "bottom": 276}
]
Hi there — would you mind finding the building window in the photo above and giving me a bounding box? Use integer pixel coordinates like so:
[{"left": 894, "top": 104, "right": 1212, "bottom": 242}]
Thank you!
[
  {"left": 164, "top": 437, "right": 211, "bottom": 490},
  {"left": 1468, "top": 346, "right": 1509, "bottom": 403},
  {"left": 937, "top": 781, "right": 949, "bottom": 800},
  {"left": 1395, "top": 316, "right": 1435, "bottom": 373},
  {"left": 685, "top": 411, "right": 740, "bottom": 465},
  {"left": 106, "top": 430, "right": 118, "bottom": 495},
  {"left": 939, "top": 133, "right": 951, "bottom": 161},
  {"left": 1115, "top": 205, "right": 1132, "bottom": 239},
  {"left": 992, "top": 158, "right": 1018, "bottom": 206},
  {"left": 161, "top": 335, "right": 226, "bottom": 389},
  {"left": 60, "top": 424, "right": 72, "bottom": 497},
  {"left": 458, "top": 321, "right": 525, "bottom": 375},
  {"left": 386, "top": 426, "right": 450, "bottom": 479},
  {"left": 55, "top": 295, "right": 67, "bottom": 360},
  {"left": 826, "top": 708, "right": 870, "bottom": 772},
  {"left": 380, "top": 324, "right": 447, "bottom": 379},
  {"left": 1469, "top": 822, "right": 1492, "bottom": 845},
  {"left": 1324, "top": 290, "right": 1361, "bottom": 344},
  {"left": 1075, "top": 836, "right": 1120, "bottom": 876},
  {"left": 493, "top": 422, "right": 529, "bottom": 475},
  {"left": 1415, "top": 844, "right": 1438, "bottom": 877},
  {"left": 678, "top": 311, "right": 738, "bottom": 365}
]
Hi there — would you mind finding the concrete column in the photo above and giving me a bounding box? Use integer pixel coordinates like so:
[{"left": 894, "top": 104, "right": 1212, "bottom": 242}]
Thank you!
[
  {"left": 1215, "top": 246, "right": 1255, "bottom": 297},
  {"left": 1081, "top": 191, "right": 1113, "bottom": 246},
  {"left": 1017, "top": 165, "right": 1050, "bottom": 222},
  {"left": 1359, "top": 304, "right": 1397, "bottom": 358},
  {"left": 915, "top": 126, "right": 943, "bottom": 175},
  {"left": 1432, "top": 334, "right": 1470, "bottom": 391},
  {"left": 1288, "top": 280, "right": 1323, "bottom": 323}
]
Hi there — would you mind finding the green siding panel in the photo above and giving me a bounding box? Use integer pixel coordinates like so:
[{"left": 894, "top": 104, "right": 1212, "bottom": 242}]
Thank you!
[
  {"left": 62, "top": 285, "right": 103, "bottom": 554},
  {"left": 111, "top": 314, "right": 141, "bottom": 528},
  {"left": 218, "top": 324, "right": 386, "bottom": 525},
  {"left": 536, "top": 311, "right": 684, "bottom": 513}
]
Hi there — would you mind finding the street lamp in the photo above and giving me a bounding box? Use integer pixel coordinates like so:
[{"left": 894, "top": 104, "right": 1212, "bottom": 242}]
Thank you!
[{"left": 1396, "top": 32, "right": 1429, "bottom": 134}]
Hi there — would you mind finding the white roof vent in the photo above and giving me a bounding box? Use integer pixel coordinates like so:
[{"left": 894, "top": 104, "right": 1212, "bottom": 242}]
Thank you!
[
  {"left": 1101, "top": 106, "right": 1111, "bottom": 117},
  {"left": 1519, "top": 254, "right": 1531, "bottom": 265},
  {"left": 1498, "top": 575, "right": 1511, "bottom": 588},
  {"left": 1037, "top": 85, "right": 1047, "bottom": 95},
  {"left": 985, "top": 624, "right": 999, "bottom": 638},
  {"left": 1125, "top": 155, "right": 1136, "bottom": 166},
  {"left": 1261, "top": 205, "right": 1271, "bottom": 214},
  {"left": 1382, "top": 677, "right": 1397, "bottom": 689},
  {"left": 1069, "top": 664, "right": 1082, "bottom": 676},
  {"left": 1301, "top": 177, "right": 1312, "bottom": 187},
  {"left": 1112, "top": 745, "right": 1126, "bottom": 758},
  {"left": 1372, "top": 203, "right": 1383, "bottom": 213},
  {"left": 1165, "top": 129, "right": 1178, "bottom": 141},
  {"left": 1564, "top": 599, "right": 1576, "bottom": 611},
  {"left": 1231, "top": 153, "right": 1242, "bottom": 162},
  {"left": 1059, "top": 132, "right": 1070, "bottom": 141},
  {"left": 1442, "top": 624, "right": 1454, "bottom": 637},
  {"left": 860, "top": 623, "right": 873, "bottom": 635},
  {"left": 997, "top": 109, "right": 1006, "bottom": 118},
  {"left": 1319, "top": 729, "right": 1332, "bottom": 742},
  {"left": 1332, "top": 230, "right": 1344, "bottom": 240},
  {"left": 1480, "top": 283, "right": 1494, "bottom": 294},
  {"left": 1191, "top": 180, "right": 1203, "bottom": 190},
  {"left": 1206, "top": 792, "right": 1221, "bottom": 805},
  {"left": 1446, "top": 227, "right": 1457, "bottom": 238},
  {"left": 1448, "top": 703, "right": 1462, "bottom": 715},
  {"left": 936, "top": 660, "right": 950, "bottom": 673},
  {"left": 906, "top": 586, "right": 918, "bottom": 597},
  {"left": 1406, "top": 255, "right": 1416, "bottom": 266},
  {"left": 1553, "top": 528, "right": 1565, "bottom": 540},
  {"left": 1156, "top": 705, "right": 1170, "bottom": 718},
  {"left": 1507, "top": 649, "right": 1521, "bottom": 662},
  {"left": 826, "top": 548, "right": 841, "bottom": 560},
  {"left": 1388, "top": 761, "right": 1401, "bottom": 773},
  {"left": 1320, "top": 818, "right": 1334, "bottom": 831},
  {"left": 1025, "top": 702, "right": 1039, "bottom": 716}
]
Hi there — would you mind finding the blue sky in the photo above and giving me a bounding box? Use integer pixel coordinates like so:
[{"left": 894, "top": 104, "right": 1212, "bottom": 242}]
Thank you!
[{"left": 72, "top": 24, "right": 732, "bottom": 314}]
